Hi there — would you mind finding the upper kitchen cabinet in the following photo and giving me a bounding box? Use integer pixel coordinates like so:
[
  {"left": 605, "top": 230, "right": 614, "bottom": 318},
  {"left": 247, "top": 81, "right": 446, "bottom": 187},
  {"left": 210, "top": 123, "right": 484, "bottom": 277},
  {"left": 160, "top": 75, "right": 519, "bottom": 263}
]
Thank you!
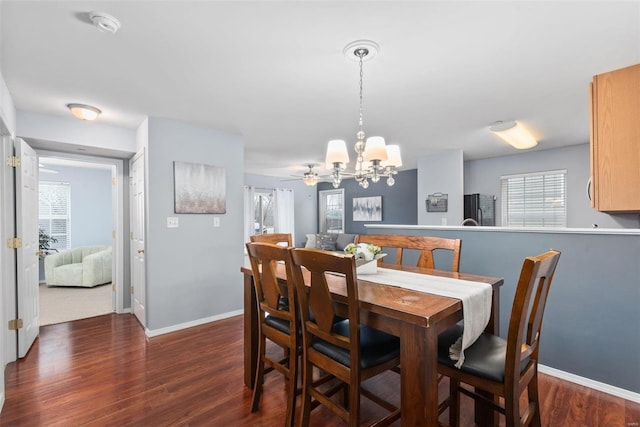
[{"left": 590, "top": 64, "right": 640, "bottom": 212}]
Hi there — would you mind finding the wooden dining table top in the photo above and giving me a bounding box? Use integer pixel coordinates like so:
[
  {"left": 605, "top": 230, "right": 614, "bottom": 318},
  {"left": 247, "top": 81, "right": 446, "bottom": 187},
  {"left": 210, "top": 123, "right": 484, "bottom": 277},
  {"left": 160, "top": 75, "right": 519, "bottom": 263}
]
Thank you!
[{"left": 240, "top": 261, "right": 503, "bottom": 334}]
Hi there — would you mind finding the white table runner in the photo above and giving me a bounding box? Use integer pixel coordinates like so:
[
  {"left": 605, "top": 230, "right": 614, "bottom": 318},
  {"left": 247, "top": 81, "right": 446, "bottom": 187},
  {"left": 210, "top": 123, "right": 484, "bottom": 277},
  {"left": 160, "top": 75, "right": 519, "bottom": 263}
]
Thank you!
[{"left": 366, "top": 268, "right": 493, "bottom": 368}]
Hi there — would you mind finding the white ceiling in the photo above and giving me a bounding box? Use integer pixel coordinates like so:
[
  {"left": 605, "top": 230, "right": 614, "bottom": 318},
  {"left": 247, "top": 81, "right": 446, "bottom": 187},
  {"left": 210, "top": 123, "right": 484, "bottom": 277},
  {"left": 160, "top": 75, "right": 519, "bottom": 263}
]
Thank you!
[{"left": 2, "top": 1, "right": 639, "bottom": 178}]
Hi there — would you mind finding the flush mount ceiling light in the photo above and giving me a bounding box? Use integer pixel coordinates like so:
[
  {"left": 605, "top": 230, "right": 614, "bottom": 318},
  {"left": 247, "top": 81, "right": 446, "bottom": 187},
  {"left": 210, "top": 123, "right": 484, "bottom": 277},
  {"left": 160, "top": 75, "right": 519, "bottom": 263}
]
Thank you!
[
  {"left": 89, "top": 11, "right": 121, "bottom": 34},
  {"left": 325, "top": 40, "right": 402, "bottom": 189},
  {"left": 67, "top": 103, "right": 102, "bottom": 121},
  {"left": 489, "top": 121, "right": 538, "bottom": 150}
]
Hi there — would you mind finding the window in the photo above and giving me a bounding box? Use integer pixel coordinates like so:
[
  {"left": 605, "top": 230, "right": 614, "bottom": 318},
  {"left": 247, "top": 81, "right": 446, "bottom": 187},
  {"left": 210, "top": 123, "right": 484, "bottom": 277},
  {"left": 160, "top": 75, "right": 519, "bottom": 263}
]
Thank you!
[
  {"left": 253, "top": 190, "right": 275, "bottom": 235},
  {"left": 501, "top": 170, "right": 566, "bottom": 228},
  {"left": 39, "top": 181, "right": 71, "bottom": 250},
  {"left": 319, "top": 189, "right": 345, "bottom": 233}
]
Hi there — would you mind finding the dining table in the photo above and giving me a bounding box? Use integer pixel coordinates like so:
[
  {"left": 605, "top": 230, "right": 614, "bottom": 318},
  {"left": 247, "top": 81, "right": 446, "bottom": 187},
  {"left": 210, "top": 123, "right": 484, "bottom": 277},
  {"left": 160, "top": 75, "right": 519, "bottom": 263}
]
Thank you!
[{"left": 240, "top": 261, "right": 503, "bottom": 426}]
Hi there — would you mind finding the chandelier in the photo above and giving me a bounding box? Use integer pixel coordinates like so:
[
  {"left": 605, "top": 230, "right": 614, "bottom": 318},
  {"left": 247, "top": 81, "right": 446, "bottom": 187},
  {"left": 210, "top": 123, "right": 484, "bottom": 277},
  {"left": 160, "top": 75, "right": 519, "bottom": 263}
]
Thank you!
[{"left": 325, "top": 40, "right": 402, "bottom": 189}]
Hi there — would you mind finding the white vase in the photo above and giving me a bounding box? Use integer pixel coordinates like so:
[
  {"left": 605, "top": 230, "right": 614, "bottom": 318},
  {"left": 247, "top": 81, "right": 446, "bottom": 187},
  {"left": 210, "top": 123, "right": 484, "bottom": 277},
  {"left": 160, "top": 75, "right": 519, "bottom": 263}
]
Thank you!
[{"left": 356, "top": 259, "right": 378, "bottom": 275}]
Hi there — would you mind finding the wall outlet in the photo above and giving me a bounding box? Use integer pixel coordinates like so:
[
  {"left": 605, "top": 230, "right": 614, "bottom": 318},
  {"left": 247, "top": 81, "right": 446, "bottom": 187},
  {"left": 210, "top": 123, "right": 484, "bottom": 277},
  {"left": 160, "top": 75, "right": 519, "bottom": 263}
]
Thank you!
[
  {"left": 213, "top": 217, "right": 221, "bottom": 227},
  {"left": 441, "top": 217, "right": 447, "bottom": 226},
  {"left": 167, "top": 217, "right": 179, "bottom": 228}
]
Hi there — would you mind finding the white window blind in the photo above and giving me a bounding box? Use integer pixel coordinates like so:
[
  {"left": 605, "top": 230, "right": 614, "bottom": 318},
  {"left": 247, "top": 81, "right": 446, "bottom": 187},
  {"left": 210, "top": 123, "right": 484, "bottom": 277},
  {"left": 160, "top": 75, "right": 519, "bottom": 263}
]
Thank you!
[
  {"left": 39, "top": 182, "right": 71, "bottom": 250},
  {"left": 501, "top": 170, "right": 567, "bottom": 228}
]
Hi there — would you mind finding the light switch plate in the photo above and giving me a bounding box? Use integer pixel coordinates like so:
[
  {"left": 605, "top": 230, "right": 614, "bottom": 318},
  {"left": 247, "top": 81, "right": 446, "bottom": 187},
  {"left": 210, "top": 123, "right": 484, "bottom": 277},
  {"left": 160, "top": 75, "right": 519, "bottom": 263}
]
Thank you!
[
  {"left": 167, "top": 217, "right": 179, "bottom": 228},
  {"left": 213, "top": 217, "right": 221, "bottom": 227}
]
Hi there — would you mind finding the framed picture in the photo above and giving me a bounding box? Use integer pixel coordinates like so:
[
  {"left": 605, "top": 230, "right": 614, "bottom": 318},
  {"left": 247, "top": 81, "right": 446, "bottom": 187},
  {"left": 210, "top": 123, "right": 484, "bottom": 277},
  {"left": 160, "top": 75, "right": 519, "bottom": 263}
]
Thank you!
[
  {"left": 426, "top": 192, "right": 448, "bottom": 212},
  {"left": 353, "top": 196, "right": 382, "bottom": 221},
  {"left": 174, "top": 161, "right": 226, "bottom": 214}
]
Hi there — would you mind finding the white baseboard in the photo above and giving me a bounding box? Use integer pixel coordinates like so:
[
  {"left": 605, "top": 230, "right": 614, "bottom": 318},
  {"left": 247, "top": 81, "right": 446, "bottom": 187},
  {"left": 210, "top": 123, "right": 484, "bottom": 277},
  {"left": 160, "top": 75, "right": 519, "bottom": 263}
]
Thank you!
[
  {"left": 539, "top": 364, "right": 640, "bottom": 403},
  {"left": 145, "top": 309, "right": 244, "bottom": 338}
]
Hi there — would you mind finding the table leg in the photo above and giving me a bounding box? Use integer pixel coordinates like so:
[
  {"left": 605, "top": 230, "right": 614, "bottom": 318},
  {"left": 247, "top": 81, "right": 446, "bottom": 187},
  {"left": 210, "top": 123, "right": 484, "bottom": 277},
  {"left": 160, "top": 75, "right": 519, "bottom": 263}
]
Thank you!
[
  {"left": 400, "top": 322, "right": 438, "bottom": 426},
  {"left": 243, "top": 273, "right": 258, "bottom": 389}
]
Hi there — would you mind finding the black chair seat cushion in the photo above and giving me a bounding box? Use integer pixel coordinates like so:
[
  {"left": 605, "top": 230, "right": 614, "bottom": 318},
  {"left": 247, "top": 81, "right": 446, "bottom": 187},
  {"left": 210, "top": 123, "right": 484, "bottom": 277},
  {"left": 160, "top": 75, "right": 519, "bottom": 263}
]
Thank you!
[
  {"left": 437, "top": 324, "right": 530, "bottom": 382},
  {"left": 265, "top": 314, "right": 291, "bottom": 335},
  {"left": 311, "top": 320, "right": 400, "bottom": 369}
]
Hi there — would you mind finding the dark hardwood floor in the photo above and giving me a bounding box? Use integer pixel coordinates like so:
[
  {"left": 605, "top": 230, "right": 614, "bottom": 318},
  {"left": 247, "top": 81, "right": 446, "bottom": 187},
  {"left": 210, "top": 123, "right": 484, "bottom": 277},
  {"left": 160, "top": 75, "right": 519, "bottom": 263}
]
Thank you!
[{"left": 1, "top": 314, "right": 638, "bottom": 426}]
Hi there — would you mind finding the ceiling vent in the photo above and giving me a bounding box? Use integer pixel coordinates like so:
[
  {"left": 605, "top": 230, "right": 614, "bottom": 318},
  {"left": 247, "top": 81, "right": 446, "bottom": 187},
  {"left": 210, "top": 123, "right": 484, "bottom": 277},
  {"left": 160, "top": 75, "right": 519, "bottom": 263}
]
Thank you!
[{"left": 89, "top": 11, "right": 121, "bottom": 34}]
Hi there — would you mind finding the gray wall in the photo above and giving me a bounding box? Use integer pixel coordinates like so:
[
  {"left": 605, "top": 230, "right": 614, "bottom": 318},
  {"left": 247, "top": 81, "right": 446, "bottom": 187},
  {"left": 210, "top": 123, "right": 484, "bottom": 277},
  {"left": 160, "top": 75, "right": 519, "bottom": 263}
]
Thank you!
[
  {"left": 39, "top": 164, "right": 113, "bottom": 248},
  {"left": 465, "top": 143, "right": 640, "bottom": 228},
  {"left": 244, "top": 173, "right": 318, "bottom": 247},
  {"left": 366, "top": 226, "right": 640, "bottom": 393},
  {"left": 418, "top": 150, "right": 464, "bottom": 226},
  {"left": 146, "top": 117, "right": 244, "bottom": 331},
  {"left": 317, "top": 169, "right": 418, "bottom": 235}
]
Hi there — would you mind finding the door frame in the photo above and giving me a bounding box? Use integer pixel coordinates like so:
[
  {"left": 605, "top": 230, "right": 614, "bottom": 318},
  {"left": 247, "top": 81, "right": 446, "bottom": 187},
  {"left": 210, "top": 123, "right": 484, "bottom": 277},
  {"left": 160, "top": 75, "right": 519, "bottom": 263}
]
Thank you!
[{"left": 36, "top": 150, "right": 126, "bottom": 314}]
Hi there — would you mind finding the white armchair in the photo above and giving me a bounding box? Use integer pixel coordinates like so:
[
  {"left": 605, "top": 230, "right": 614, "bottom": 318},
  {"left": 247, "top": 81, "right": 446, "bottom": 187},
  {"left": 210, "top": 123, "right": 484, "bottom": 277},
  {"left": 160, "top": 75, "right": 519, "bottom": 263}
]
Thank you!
[{"left": 44, "top": 246, "right": 112, "bottom": 287}]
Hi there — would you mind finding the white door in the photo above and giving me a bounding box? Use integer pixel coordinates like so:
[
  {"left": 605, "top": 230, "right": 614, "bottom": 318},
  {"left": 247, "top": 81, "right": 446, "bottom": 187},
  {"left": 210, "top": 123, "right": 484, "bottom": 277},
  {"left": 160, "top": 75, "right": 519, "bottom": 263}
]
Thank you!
[
  {"left": 16, "top": 138, "right": 39, "bottom": 357},
  {"left": 130, "top": 150, "right": 146, "bottom": 327}
]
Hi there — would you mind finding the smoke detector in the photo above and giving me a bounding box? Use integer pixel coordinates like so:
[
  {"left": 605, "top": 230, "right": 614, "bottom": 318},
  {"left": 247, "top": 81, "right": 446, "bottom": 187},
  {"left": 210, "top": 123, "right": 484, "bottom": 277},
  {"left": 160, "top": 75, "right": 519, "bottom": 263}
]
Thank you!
[{"left": 89, "top": 11, "right": 121, "bottom": 34}]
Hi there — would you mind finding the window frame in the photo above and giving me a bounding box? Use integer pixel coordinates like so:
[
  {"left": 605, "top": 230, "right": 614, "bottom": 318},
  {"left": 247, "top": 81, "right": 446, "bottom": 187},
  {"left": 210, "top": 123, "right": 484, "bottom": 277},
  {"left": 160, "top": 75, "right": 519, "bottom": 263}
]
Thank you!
[
  {"left": 319, "top": 188, "right": 345, "bottom": 233},
  {"left": 39, "top": 181, "right": 72, "bottom": 251},
  {"left": 253, "top": 189, "right": 274, "bottom": 235}
]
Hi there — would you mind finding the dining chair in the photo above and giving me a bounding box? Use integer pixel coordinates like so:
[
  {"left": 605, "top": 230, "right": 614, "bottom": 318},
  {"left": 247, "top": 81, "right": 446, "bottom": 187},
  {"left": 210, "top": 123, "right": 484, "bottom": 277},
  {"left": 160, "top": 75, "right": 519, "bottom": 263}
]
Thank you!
[
  {"left": 289, "top": 248, "right": 401, "bottom": 426},
  {"left": 250, "top": 232, "right": 293, "bottom": 247},
  {"left": 437, "top": 250, "right": 561, "bottom": 427},
  {"left": 355, "top": 233, "right": 462, "bottom": 272},
  {"left": 245, "top": 241, "right": 298, "bottom": 427}
]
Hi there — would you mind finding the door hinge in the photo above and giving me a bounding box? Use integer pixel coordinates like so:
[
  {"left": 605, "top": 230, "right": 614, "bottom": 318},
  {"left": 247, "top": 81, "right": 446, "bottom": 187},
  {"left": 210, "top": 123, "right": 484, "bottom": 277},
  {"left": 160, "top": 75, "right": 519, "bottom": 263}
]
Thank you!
[
  {"left": 130, "top": 232, "right": 133, "bottom": 240},
  {"left": 112, "top": 283, "right": 115, "bottom": 292},
  {"left": 112, "top": 177, "right": 117, "bottom": 185},
  {"left": 8, "top": 318, "right": 23, "bottom": 330},
  {"left": 112, "top": 230, "right": 116, "bottom": 239},
  {"left": 6, "top": 156, "right": 20, "bottom": 168},
  {"left": 6, "top": 237, "right": 22, "bottom": 249},
  {"left": 131, "top": 286, "right": 134, "bottom": 294}
]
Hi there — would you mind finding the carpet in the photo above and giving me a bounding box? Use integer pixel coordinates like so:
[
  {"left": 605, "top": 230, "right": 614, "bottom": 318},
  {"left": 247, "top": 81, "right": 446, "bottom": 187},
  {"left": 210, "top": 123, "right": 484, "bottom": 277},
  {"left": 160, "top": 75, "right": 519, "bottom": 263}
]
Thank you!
[{"left": 39, "top": 283, "right": 113, "bottom": 326}]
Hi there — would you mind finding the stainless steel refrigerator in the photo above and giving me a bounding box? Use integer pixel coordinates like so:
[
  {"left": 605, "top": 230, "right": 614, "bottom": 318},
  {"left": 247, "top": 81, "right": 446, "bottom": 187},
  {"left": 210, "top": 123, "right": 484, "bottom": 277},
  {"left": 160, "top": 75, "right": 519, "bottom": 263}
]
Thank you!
[{"left": 463, "top": 194, "right": 496, "bottom": 226}]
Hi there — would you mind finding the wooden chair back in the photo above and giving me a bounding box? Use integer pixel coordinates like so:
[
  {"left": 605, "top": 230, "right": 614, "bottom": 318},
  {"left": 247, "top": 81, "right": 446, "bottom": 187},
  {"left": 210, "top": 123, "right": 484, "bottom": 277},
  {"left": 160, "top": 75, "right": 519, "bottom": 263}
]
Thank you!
[
  {"left": 355, "top": 234, "right": 462, "bottom": 272},
  {"left": 290, "top": 248, "right": 360, "bottom": 364},
  {"left": 439, "top": 249, "right": 561, "bottom": 427},
  {"left": 249, "top": 232, "right": 293, "bottom": 247},
  {"left": 289, "top": 248, "right": 401, "bottom": 425},
  {"left": 245, "top": 242, "right": 298, "bottom": 426},
  {"left": 506, "top": 250, "right": 561, "bottom": 384}
]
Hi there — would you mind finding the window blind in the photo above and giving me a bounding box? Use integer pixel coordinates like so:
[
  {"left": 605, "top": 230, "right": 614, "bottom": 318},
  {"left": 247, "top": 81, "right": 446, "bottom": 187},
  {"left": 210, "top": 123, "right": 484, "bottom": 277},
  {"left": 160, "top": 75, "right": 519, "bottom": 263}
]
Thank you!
[{"left": 501, "top": 170, "right": 566, "bottom": 228}]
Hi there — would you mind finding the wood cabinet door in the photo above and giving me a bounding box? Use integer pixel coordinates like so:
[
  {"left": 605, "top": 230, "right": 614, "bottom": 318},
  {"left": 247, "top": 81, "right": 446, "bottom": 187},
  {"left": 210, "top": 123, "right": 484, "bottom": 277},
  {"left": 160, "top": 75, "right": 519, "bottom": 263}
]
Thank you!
[{"left": 591, "top": 64, "right": 640, "bottom": 212}]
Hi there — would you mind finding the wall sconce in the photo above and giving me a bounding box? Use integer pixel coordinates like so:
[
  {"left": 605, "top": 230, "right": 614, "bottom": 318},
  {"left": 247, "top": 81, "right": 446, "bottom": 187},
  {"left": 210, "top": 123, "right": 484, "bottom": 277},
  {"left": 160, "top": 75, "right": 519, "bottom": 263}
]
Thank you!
[
  {"left": 67, "top": 104, "right": 102, "bottom": 121},
  {"left": 490, "top": 121, "right": 537, "bottom": 149}
]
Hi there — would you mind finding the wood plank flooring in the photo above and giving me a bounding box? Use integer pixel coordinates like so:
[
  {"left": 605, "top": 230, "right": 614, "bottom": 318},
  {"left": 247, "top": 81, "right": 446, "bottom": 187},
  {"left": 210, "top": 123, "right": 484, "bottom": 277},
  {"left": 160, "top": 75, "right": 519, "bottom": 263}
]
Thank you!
[{"left": 1, "top": 314, "right": 638, "bottom": 426}]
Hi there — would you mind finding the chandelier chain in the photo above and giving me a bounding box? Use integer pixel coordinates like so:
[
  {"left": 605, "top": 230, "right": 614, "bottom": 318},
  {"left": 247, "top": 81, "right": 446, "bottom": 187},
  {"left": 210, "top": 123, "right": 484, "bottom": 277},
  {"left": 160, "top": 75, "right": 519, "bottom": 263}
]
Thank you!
[{"left": 358, "top": 49, "right": 365, "bottom": 132}]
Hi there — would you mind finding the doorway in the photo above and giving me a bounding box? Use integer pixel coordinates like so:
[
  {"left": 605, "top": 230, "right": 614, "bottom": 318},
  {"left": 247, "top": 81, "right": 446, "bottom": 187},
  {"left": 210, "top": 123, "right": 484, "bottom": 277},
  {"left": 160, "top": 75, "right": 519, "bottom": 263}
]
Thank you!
[{"left": 37, "top": 156, "right": 116, "bottom": 325}]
